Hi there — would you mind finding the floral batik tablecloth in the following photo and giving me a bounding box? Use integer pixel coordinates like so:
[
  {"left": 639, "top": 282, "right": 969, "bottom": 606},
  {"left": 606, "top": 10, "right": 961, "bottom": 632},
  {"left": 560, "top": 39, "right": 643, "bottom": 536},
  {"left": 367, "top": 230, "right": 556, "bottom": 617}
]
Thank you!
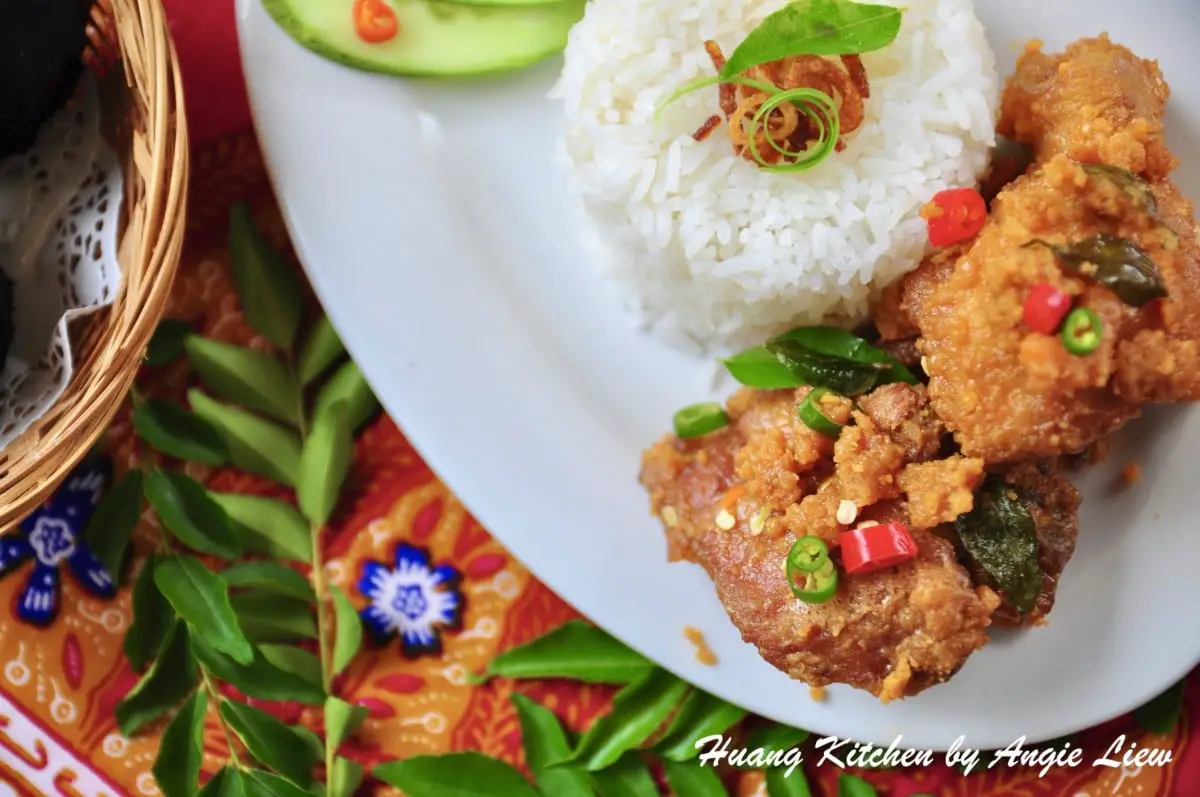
[{"left": 0, "top": 2, "right": 1194, "bottom": 795}]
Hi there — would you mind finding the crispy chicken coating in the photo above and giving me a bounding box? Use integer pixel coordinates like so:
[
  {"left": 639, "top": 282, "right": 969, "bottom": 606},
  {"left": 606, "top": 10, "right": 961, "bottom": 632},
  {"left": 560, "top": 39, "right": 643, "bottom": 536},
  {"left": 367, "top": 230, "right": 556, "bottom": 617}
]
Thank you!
[{"left": 641, "top": 385, "right": 1006, "bottom": 700}]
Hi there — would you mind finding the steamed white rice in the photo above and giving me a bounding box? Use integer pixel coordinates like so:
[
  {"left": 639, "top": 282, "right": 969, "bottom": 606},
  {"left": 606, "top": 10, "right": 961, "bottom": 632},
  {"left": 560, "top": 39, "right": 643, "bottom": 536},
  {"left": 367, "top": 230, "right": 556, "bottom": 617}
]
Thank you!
[{"left": 553, "top": 0, "right": 999, "bottom": 352}]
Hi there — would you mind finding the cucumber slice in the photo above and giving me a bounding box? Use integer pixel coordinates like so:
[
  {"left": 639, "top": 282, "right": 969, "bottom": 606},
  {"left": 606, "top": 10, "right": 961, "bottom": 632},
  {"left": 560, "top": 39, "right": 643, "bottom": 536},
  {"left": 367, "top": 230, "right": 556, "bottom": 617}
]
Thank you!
[{"left": 262, "top": 0, "right": 586, "bottom": 76}]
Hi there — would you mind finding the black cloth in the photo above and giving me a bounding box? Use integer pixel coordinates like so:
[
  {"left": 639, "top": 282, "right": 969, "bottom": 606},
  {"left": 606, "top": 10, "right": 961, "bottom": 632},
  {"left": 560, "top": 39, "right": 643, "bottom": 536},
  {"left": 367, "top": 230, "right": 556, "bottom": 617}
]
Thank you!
[{"left": 0, "top": 0, "right": 91, "bottom": 159}]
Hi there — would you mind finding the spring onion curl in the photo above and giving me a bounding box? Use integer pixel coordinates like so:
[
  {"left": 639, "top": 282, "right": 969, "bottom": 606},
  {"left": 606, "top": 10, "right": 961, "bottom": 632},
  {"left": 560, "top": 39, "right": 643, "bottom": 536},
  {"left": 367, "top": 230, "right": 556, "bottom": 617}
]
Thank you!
[
  {"left": 747, "top": 87, "right": 839, "bottom": 172},
  {"left": 656, "top": 75, "right": 840, "bottom": 173}
]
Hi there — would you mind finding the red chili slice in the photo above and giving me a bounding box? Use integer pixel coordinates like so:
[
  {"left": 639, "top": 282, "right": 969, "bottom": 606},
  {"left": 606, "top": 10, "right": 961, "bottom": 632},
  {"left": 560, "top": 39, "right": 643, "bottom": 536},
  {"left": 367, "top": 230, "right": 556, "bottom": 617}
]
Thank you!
[
  {"left": 353, "top": 0, "right": 399, "bottom": 43},
  {"left": 839, "top": 521, "right": 918, "bottom": 575},
  {"left": 1023, "top": 282, "right": 1072, "bottom": 335},
  {"left": 923, "top": 188, "right": 987, "bottom": 248}
]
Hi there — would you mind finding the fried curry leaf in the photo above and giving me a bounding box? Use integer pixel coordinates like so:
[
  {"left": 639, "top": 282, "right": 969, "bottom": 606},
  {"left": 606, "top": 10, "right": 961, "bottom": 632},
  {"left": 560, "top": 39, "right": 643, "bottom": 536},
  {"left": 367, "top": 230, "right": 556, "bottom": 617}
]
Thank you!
[
  {"left": 1024, "top": 235, "right": 1167, "bottom": 308},
  {"left": 719, "top": 0, "right": 903, "bottom": 80},
  {"left": 1080, "top": 164, "right": 1182, "bottom": 252},
  {"left": 761, "top": 326, "right": 915, "bottom": 395},
  {"left": 774, "top": 327, "right": 917, "bottom": 383},
  {"left": 1082, "top": 164, "right": 1158, "bottom": 217},
  {"left": 954, "top": 477, "right": 1043, "bottom": 615}
]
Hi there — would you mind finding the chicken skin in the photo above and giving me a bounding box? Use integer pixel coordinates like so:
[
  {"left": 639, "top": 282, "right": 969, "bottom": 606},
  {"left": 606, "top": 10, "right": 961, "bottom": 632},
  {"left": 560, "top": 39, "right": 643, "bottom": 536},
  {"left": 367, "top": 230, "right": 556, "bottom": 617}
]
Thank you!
[
  {"left": 640, "top": 384, "right": 1078, "bottom": 700},
  {"left": 894, "top": 37, "right": 1200, "bottom": 461}
]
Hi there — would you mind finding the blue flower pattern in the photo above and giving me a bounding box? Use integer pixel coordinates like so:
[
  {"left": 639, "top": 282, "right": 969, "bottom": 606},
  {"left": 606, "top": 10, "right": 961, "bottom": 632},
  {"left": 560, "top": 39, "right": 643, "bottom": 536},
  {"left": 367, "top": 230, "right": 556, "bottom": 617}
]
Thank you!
[
  {"left": 0, "top": 458, "right": 117, "bottom": 626},
  {"left": 358, "top": 543, "right": 463, "bottom": 657}
]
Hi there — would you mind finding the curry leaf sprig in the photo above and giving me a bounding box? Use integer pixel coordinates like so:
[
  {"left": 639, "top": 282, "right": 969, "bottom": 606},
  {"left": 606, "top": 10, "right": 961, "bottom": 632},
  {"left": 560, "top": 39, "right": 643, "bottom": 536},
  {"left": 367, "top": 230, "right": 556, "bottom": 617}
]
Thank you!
[{"left": 85, "top": 202, "right": 380, "bottom": 797}]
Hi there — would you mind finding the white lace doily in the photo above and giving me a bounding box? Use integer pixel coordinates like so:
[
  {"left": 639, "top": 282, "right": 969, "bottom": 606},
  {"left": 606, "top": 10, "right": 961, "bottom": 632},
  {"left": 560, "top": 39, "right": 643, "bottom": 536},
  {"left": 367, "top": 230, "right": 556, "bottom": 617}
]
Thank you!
[{"left": 0, "top": 75, "right": 124, "bottom": 446}]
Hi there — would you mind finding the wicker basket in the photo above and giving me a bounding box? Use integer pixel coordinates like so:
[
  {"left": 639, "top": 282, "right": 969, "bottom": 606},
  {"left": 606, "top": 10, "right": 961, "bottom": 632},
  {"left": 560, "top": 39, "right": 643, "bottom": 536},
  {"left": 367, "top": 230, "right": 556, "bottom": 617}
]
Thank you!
[{"left": 0, "top": 0, "right": 187, "bottom": 531}]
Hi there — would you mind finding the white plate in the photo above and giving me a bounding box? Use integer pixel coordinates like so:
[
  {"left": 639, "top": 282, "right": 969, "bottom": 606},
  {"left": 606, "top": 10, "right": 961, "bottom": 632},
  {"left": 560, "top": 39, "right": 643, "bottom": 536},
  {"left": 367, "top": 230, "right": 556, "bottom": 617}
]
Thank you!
[{"left": 236, "top": 0, "right": 1200, "bottom": 750}]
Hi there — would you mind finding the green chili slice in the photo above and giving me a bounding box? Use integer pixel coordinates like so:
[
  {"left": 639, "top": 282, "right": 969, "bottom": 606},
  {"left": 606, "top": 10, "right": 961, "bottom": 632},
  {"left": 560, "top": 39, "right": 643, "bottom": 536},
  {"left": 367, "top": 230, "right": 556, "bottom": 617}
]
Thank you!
[
  {"left": 797, "top": 387, "right": 846, "bottom": 439},
  {"left": 673, "top": 403, "right": 730, "bottom": 439},
  {"left": 786, "top": 536, "right": 837, "bottom": 604},
  {"left": 1060, "top": 308, "right": 1103, "bottom": 356}
]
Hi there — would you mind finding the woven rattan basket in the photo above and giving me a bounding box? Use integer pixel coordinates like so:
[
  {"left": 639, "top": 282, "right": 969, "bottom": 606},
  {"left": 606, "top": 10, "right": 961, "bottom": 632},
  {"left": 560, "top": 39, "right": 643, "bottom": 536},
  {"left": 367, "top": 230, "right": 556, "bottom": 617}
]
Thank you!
[{"left": 0, "top": 0, "right": 187, "bottom": 531}]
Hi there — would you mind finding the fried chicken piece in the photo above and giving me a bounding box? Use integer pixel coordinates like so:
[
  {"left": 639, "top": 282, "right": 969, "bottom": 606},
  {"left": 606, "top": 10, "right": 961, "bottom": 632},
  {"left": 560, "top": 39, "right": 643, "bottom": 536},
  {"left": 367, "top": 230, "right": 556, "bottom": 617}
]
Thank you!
[
  {"left": 640, "top": 385, "right": 1003, "bottom": 700},
  {"left": 1000, "top": 35, "right": 1175, "bottom": 177},
  {"left": 897, "top": 37, "right": 1200, "bottom": 462}
]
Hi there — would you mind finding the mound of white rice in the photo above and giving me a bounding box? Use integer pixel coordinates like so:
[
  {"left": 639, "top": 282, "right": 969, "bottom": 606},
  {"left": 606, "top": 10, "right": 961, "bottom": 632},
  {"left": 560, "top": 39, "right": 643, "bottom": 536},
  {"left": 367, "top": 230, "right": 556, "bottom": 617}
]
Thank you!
[{"left": 553, "top": 0, "right": 999, "bottom": 352}]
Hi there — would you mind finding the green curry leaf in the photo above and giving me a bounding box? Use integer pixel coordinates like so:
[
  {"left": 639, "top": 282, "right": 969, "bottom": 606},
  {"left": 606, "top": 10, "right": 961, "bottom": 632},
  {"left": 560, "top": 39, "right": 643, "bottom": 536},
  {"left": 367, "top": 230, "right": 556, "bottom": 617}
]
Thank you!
[
  {"left": 133, "top": 400, "right": 228, "bottom": 466},
  {"left": 84, "top": 469, "right": 144, "bottom": 577},
  {"left": 475, "top": 619, "right": 653, "bottom": 685},
  {"left": 568, "top": 668, "right": 689, "bottom": 771},
  {"left": 151, "top": 688, "right": 208, "bottom": 797},
  {"left": 124, "top": 554, "right": 175, "bottom": 672},
  {"left": 115, "top": 621, "right": 197, "bottom": 736},
  {"left": 655, "top": 688, "right": 747, "bottom": 761},
  {"left": 144, "top": 319, "right": 193, "bottom": 366},
  {"left": 228, "top": 203, "right": 303, "bottom": 350},
  {"left": 297, "top": 313, "right": 347, "bottom": 385},
  {"left": 374, "top": 753, "right": 539, "bottom": 797},
  {"left": 511, "top": 693, "right": 594, "bottom": 797},
  {"left": 722, "top": 346, "right": 804, "bottom": 389},
  {"left": 155, "top": 555, "right": 254, "bottom": 663}
]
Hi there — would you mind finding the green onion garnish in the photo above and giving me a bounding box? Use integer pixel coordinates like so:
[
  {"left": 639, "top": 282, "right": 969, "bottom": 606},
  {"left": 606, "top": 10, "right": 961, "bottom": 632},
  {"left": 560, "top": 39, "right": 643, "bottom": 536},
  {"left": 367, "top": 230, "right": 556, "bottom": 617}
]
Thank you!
[
  {"left": 745, "top": 87, "right": 839, "bottom": 173},
  {"left": 786, "top": 535, "right": 838, "bottom": 604},
  {"left": 797, "top": 387, "right": 846, "bottom": 439},
  {"left": 656, "top": 76, "right": 839, "bottom": 173},
  {"left": 673, "top": 402, "right": 730, "bottom": 439}
]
